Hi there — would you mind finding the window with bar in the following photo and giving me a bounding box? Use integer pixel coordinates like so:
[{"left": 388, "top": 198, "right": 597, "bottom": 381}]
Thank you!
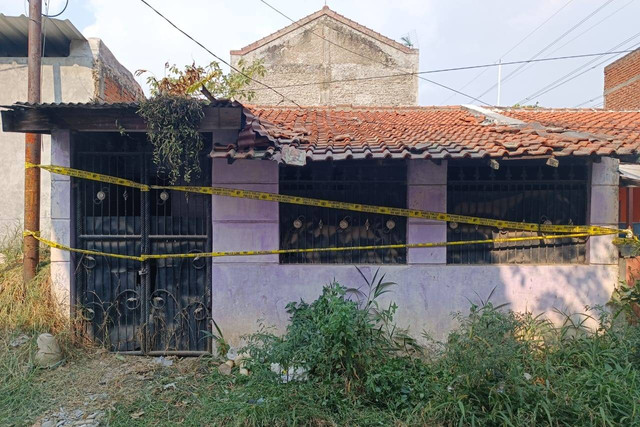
[
  {"left": 279, "top": 161, "right": 407, "bottom": 264},
  {"left": 447, "top": 161, "right": 589, "bottom": 265}
]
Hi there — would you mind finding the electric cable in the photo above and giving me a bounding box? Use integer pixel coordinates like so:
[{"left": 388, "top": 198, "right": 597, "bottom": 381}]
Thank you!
[
  {"left": 441, "top": 0, "right": 575, "bottom": 104},
  {"left": 474, "top": 0, "right": 617, "bottom": 102},
  {"left": 259, "top": 0, "right": 489, "bottom": 105},
  {"left": 138, "top": 0, "right": 302, "bottom": 108}
]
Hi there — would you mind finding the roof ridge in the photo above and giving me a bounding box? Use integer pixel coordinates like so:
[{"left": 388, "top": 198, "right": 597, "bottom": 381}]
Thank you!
[
  {"left": 246, "top": 104, "right": 460, "bottom": 111},
  {"left": 230, "top": 6, "right": 417, "bottom": 56}
]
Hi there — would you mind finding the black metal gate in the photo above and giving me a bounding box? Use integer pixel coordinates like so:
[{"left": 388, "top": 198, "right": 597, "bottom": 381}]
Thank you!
[{"left": 72, "top": 133, "right": 212, "bottom": 354}]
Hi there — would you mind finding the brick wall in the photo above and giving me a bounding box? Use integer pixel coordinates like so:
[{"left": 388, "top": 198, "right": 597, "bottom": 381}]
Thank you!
[
  {"left": 103, "top": 74, "right": 139, "bottom": 102},
  {"left": 604, "top": 49, "right": 640, "bottom": 110}
]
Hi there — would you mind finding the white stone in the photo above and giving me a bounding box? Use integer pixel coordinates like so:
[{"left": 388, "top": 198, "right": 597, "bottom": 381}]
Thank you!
[{"left": 35, "top": 333, "right": 62, "bottom": 367}]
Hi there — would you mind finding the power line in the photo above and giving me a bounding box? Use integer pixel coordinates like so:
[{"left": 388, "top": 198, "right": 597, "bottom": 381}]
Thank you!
[
  {"left": 573, "top": 94, "right": 603, "bottom": 108},
  {"left": 440, "top": 0, "right": 575, "bottom": 104},
  {"left": 517, "top": 34, "right": 640, "bottom": 104},
  {"left": 43, "top": 0, "right": 68, "bottom": 17},
  {"left": 495, "top": 0, "right": 635, "bottom": 91},
  {"left": 248, "top": 50, "right": 635, "bottom": 92},
  {"left": 259, "top": 0, "right": 489, "bottom": 105},
  {"left": 138, "top": 0, "right": 301, "bottom": 108},
  {"left": 540, "top": 0, "right": 635, "bottom": 59},
  {"left": 474, "top": 0, "right": 616, "bottom": 102}
]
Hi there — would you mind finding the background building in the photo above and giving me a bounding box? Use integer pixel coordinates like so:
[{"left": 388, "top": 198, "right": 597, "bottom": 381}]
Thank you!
[
  {"left": 604, "top": 48, "right": 640, "bottom": 110},
  {"left": 230, "top": 6, "right": 419, "bottom": 106},
  {"left": 0, "top": 14, "right": 142, "bottom": 239}
]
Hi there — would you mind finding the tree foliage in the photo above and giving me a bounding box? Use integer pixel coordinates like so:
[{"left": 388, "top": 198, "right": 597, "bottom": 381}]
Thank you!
[
  {"left": 137, "top": 59, "right": 266, "bottom": 100},
  {"left": 135, "top": 59, "right": 265, "bottom": 184}
]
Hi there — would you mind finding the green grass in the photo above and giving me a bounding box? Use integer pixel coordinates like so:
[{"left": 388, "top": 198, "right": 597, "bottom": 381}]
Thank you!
[
  {"left": 0, "top": 334, "right": 49, "bottom": 426},
  {"left": 2, "top": 270, "right": 640, "bottom": 426},
  {"left": 107, "top": 368, "right": 404, "bottom": 426}
]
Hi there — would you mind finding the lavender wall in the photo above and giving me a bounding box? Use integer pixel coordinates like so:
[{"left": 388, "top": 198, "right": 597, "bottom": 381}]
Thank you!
[{"left": 210, "top": 158, "right": 619, "bottom": 343}]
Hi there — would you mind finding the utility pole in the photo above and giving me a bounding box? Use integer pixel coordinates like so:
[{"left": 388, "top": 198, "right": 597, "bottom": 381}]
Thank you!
[
  {"left": 496, "top": 59, "right": 502, "bottom": 107},
  {"left": 24, "top": 0, "right": 42, "bottom": 283}
]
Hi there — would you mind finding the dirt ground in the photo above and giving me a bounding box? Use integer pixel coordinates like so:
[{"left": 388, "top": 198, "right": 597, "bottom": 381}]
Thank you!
[{"left": 27, "top": 349, "right": 214, "bottom": 427}]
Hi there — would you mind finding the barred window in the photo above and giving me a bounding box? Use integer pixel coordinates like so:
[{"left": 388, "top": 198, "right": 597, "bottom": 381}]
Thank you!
[
  {"left": 447, "top": 161, "right": 589, "bottom": 265},
  {"left": 279, "top": 161, "right": 407, "bottom": 264}
]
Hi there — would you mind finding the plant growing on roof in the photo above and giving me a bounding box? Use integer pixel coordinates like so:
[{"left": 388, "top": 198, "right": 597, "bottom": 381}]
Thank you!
[{"left": 136, "top": 60, "right": 265, "bottom": 184}]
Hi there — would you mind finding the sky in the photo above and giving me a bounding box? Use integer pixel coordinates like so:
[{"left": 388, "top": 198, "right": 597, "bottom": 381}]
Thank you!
[{"left": 2, "top": 0, "right": 639, "bottom": 108}]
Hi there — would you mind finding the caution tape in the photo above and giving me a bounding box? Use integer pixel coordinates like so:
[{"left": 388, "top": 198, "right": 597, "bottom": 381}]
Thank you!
[
  {"left": 26, "top": 163, "right": 624, "bottom": 235},
  {"left": 23, "top": 229, "right": 616, "bottom": 262}
]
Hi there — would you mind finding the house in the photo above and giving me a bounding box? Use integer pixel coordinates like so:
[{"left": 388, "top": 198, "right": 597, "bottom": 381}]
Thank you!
[
  {"left": 230, "top": 6, "right": 419, "bottom": 106},
  {"left": 0, "top": 14, "right": 142, "bottom": 239},
  {"left": 604, "top": 48, "right": 640, "bottom": 110},
  {"left": 2, "top": 101, "right": 637, "bottom": 354}
]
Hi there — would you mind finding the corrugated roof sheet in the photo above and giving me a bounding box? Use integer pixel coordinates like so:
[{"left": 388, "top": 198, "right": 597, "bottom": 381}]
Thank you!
[{"left": 0, "top": 14, "right": 85, "bottom": 57}]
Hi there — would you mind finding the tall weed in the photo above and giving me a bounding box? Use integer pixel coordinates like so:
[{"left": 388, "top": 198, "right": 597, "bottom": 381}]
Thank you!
[{"left": 0, "top": 229, "right": 64, "bottom": 334}]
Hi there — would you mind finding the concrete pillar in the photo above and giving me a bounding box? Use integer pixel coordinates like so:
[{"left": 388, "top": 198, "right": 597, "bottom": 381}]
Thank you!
[
  {"left": 211, "top": 159, "right": 279, "bottom": 263},
  {"left": 49, "top": 129, "right": 71, "bottom": 316},
  {"left": 407, "top": 160, "right": 447, "bottom": 264},
  {"left": 589, "top": 157, "right": 619, "bottom": 265}
]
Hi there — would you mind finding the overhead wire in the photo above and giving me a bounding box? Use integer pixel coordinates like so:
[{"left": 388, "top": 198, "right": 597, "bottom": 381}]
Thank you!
[
  {"left": 258, "top": 0, "right": 490, "bottom": 105},
  {"left": 474, "top": 0, "right": 616, "bottom": 102},
  {"left": 43, "top": 0, "right": 69, "bottom": 17},
  {"left": 440, "top": 0, "right": 575, "bottom": 104},
  {"left": 573, "top": 94, "right": 603, "bottom": 108},
  {"left": 138, "top": 0, "right": 302, "bottom": 108},
  {"left": 497, "top": 0, "right": 636, "bottom": 92},
  {"left": 247, "top": 50, "right": 635, "bottom": 92},
  {"left": 517, "top": 35, "right": 640, "bottom": 104}
]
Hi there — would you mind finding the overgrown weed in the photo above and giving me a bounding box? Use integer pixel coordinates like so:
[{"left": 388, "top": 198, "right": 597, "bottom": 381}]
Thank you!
[{"left": 0, "top": 228, "right": 65, "bottom": 334}]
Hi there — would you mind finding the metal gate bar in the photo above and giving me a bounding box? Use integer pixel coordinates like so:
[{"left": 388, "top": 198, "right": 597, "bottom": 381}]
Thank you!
[{"left": 72, "top": 133, "right": 212, "bottom": 354}]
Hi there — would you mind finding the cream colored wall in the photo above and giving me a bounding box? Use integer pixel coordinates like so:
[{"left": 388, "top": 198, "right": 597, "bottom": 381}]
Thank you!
[
  {"left": 0, "top": 43, "right": 96, "bottom": 238},
  {"left": 0, "top": 39, "right": 141, "bottom": 240},
  {"left": 231, "top": 15, "right": 419, "bottom": 106}
]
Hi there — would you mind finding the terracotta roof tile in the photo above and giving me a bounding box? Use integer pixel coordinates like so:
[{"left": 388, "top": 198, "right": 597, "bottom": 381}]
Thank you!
[{"left": 212, "top": 105, "right": 640, "bottom": 162}]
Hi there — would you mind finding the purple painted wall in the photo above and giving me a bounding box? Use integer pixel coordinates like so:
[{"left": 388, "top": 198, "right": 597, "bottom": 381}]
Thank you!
[{"left": 207, "top": 158, "right": 620, "bottom": 344}]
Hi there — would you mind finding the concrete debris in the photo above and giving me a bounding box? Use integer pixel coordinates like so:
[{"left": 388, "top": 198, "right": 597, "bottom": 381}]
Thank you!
[
  {"left": 269, "top": 363, "right": 308, "bottom": 383},
  {"left": 35, "top": 333, "right": 63, "bottom": 367},
  {"left": 39, "top": 408, "right": 105, "bottom": 427},
  {"left": 217, "top": 363, "right": 232, "bottom": 376},
  {"left": 9, "top": 333, "right": 29, "bottom": 347},
  {"left": 152, "top": 356, "right": 173, "bottom": 367}
]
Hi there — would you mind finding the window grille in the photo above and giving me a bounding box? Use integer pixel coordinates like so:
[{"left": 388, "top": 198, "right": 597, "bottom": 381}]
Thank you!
[
  {"left": 447, "top": 161, "right": 588, "bottom": 265},
  {"left": 279, "top": 161, "right": 407, "bottom": 264}
]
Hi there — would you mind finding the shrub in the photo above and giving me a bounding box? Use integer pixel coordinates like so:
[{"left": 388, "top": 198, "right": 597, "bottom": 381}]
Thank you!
[
  {"left": 243, "top": 270, "right": 416, "bottom": 393},
  {"left": 239, "top": 274, "right": 640, "bottom": 426}
]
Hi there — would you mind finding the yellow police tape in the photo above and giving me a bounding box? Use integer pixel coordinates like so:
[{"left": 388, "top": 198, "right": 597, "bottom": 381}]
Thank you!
[
  {"left": 26, "top": 162, "right": 622, "bottom": 235},
  {"left": 23, "top": 229, "right": 614, "bottom": 262}
]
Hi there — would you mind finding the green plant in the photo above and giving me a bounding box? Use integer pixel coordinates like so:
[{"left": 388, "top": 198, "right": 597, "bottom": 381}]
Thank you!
[
  {"left": 611, "top": 280, "right": 640, "bottom": 323},
  {"left": 137, "top": 95, "right": 205, "bottom": 185},
  {"left": 202, "top": 318, "right": 230, "bottom": 358},
  {"left": 138, "top": 59, "right": 266, "bottom": 101},
  {"left": 136, "top": 59, "right": 265, "bottom": 184},
  {"left": 243, "top": 269, "right": 416, "bottom": 392},
  {"left": 0, "top": 228, "right": 62, "bottom": 334}
]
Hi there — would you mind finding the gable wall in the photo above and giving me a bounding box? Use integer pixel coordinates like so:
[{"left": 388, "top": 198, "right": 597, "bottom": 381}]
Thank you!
[{"left": 231, "top": 15, "right": 419, "bottom": 106}]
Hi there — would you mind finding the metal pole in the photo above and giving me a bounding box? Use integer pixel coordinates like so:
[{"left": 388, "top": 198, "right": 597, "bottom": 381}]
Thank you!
[
  {"left": 24, "top": 0, "right": 42, "bottom": 283},
  {"left": 496, "top": 59, "right": 502, "bottom": 106},
  {"left": 627, "top": 187, "right": 634, "bottom": 230}
]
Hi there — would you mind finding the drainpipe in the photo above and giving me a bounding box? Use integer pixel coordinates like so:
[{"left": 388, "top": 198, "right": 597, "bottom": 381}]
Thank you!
[{"left": 24, "top": 0, "right": 42, "bottom": 283}]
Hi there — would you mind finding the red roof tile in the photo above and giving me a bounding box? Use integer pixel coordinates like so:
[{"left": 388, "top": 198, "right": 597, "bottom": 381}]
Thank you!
[
  {"left": 213, "top": 105, "right": 640, "bottom": 162},
  {"left": 498, "top": 108, "right": 640, "bottom": 146}
]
